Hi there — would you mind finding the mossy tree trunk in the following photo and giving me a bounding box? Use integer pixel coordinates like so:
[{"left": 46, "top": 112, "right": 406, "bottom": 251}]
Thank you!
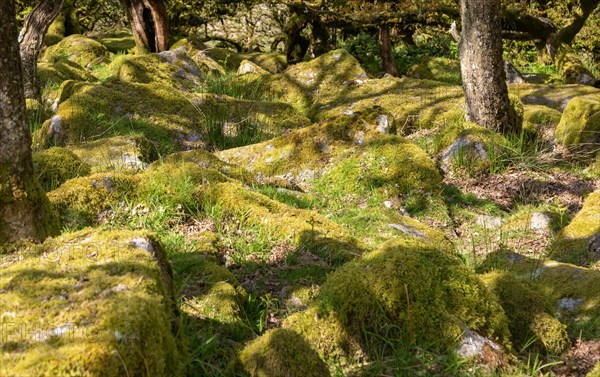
[
  {"left": 459, "top": 0, "right": 515, "bottom": 134},
  {"left": 121, "top": 0, "right": 170, "bottom": 53},
  {"left": 0, "top": 0, "right": 58, "bottom": 245},
  {"left": 379, "top": 24, "right": 399, "bottom": 77},
  {"left": 19, "top": 0, "right": 65, "bottom": 100},
  {"left": 311, "top": 16, "right": 330, "bottom": 57}
]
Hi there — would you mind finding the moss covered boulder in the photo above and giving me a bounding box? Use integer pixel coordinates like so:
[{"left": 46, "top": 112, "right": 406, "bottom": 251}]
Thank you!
[
  {"left": 551, "top": 190, "right": 600, "bottom": 267},
  {"left": 42, "top": 34, "right": 111, "bottom": 68},
  {"left": 106, "top": 47, "right": 203, "bottom": 91},
  {"left": 0, "top": 229, "right": 183, "bottom": 376},
  {"left": 230, "top": 328, "right": 330, "bottom": 377},
  {"left": 96, "top": 30, "right": 136, "bottom": 54},
  {"left": 38, "top": 60, "right": 97, "bottom": 88},
  {"left": 556, "top": 97, "right": 600, "bottom": 147},
  {"left": 48, "top": 172, "right": 138, "bottom": 227},
  {"left": 33, "top": 147, "right": 91, "bottom": 191},
  {"left": 205, "top": 47, "right": 286, "bottom": 73},
  {"left": 480, "top": 271, "right": 569, "bottom": 354},
  {"left": 523, "top": 104, "right": 562, "bottom": 127},
  {"left": 69, "top": 135, "right": 157, "bottom": 173},
  {"left": 284, "top": 239, "right": 510, "bottom": 364},
  {"left": 482, "top": 251, "right": 600, "bottom": 339},
  {"left": 203, "top": 182, "right": 362, "bottom": 263}
]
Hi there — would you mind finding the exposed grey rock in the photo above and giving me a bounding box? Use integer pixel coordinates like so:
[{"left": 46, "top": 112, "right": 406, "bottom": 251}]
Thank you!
[
  {"left": 476, "top": 215, "right": 503, "bottom": 229},
  {"left": 530, "top": 212, "right": 552, "bottom": 231},
  {"left": 376, "top": 114, "right": 390, "bottom": 134},
  {"left": 457, "top": 327, "right": 502, "bottom": 359},
  {"left": 441, "top": 137, "right": 488, "bottom": 174},
  {"left": 504, "top": 60, "right": 525, "bottom": 84},
  {"left": 558, "top": 297, "right": 583, "bottom": 312},
  {"left": 131, "top": 237, "right": 155, "bottom": 253},
  {"left": 389, "top": 223, "right": 428, "bottom": 240},
  {"left": 237, "top": 59, "right": 268, "bottom": 75}
]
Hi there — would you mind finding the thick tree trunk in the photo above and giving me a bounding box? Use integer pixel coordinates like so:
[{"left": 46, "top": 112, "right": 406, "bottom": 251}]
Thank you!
[
  {"left": 121, "top": 0, "right": 170, "bottom": 53},
  {"left": 379, "top": 25, "right": 399, "bottom": 77},
  {"left": 19, "top": 0, "right": 65, "bottom": 100},
  {"left": 0, "top": 0, "right": 58, "bottom": 245},
  {"left": 459, "top": 0, "right": 515, "bottom": 134}
]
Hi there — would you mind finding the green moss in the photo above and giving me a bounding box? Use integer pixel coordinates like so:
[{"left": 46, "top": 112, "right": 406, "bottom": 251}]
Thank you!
[
  {"left": 48, "top": 172, "right": 138, "bottom": 228},
  {"left": 406, "top": 57, "right": 462, "bottom": 85},
  {"left": 203, "top": 182, "right": 363, "bottom": 263},
  {"left": 285, "top": 239, "right": 511, "bottom": 364},
  {"left": 42, "top": 34, "right": 110, "bottom": 68},
  {"left": 523, "top": 105, "right": 562, "bottom": 127},
  {"left": 588, "top": 363, "right": 600, "bottom": 377},
  {"left": 481, "top": 251, "right": 600, "bottom": 339},
  {"left": 44, "top": 11, "right": 65, "bottom": 46},
  {"left": 508, "top": 94, "right": 525, "bottom": 133},
  {"left": 205, "top": 48, "right": 286, "bottom": 73},
  {"left": 230, "top": 328, "right": 330, "bottom": 377},
  {"left": 69, "top": 135, "right": 157, "bottom": 173},
  {"left": 38, "top": 60, "right": 97, "bottom": 89},
  {"left": 555, "top": 97, "right": 600, "bottom": 146},
  {"left": 0, "top": 229, "right": 183, "bottom": 376},
  {"left": 162, "top": 149, "right": 255, "bottom": 184},
  {"left": 556, "top": 48, "right": 596, "bottom": 85},
  {"left": 96, "top": 30, "right": 136, "bottom": 54},
  {"left": 480, "top": 271, "right": 569, "bottom": 354},
  {"left": 550, "top": 190, "right": 600, "bottom": 267},
  {"left": 104, "top": 49, "right": 203, "bottom": 91},
  {"left": 33, "top": 147, "right": 91, "bottom": 191}
]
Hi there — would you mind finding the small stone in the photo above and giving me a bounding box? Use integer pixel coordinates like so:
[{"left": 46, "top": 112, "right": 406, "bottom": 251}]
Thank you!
[
  {"left": 557, "top": 297, "right": 583, "bottom": 312},
  {"left": 383, "top": 200, "right": 393, "bottom": 208},
  {"left": 476, "top": 215, "right": 502, "bottom": 229},
  {"left": 389, "top": 223, "right": 427, "bottom": 240},
  {"left": 457, "top": 327, "right": 502, "bottom": 359},
  {"left": 131, "top": 237, "right": 155, "bottom": 253},
  {"left": 530, "top": 212, "right": 551, "bottom": 231},
  {"left": 375, "top": 114, "right": 390, "bottom": 134}
]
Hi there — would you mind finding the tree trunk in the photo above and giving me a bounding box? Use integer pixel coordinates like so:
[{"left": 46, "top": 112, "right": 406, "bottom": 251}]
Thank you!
[
  {"left": 379, "top": 25, "right": 399, "bottom": 77},
  {"left": 19, "top": 0, "right": 65, "bottom": 100},
  {"left": 311, "top": 16, "right": 330, "bottom": 57},
  {"left": 121, "top": 0, "right": 170, "bottom": 53},
  {"left": 459, "top": 0, "right": 515, "bottom": 134},
  {"left": 284, "top": 12, "right": 309, "bottom": 64},
  {"left": 0, "top": 0, "right": 58, "bottom": 245}
]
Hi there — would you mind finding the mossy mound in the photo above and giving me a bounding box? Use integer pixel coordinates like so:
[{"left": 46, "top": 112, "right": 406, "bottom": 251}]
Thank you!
[
  {"left": 38, "top": 60, "right": 97, "bottom": 88},
  {"left": 33, "top": 147, "right": 91, "bottom": 191},
  {"left": 42, "top": 34, "right": 111, "bottom": 68},
  {"left": 523, "top": 104, "right": 562, "bottom": 127},
  {"left": 556, "top": 97, "right": 600, "bottom": 147},
  {"left": 481, "top": 251, "right": 600, "bottom": 339},
  {"left": 162, "top": 149, "right": 255, "bottom": 184},
  {"left": 106, "top": 47, "right": 203, "bottom": 91},
  {"left": 285, "top": 239, "right": 510, "bottom": 364},
  {"left": 69, "top": 134, "right": 157, "bottom": 173},
  {"left": 44, "top": 11, "right": 66, "bottom": 46},
  {"left": 480, "top": 271, "right": 569, "bottom": 354},
  {"left": 48, "top": 172, "right": 138, "bottom": 227},
  {"left": 203, "top": 182, "right": 363, "bottom": 263},
  {"left": 406, "top": 57, "right": 462, "bottom": 85},
  {"left": 556, "top": 48, "right": 597, "bottom": 86},
  {"left": 518, "top": 83, "right": 600, "bottom": 111},
  {"left": 205, "top": 47, "right": 286, "bottom": 73},
  {"left": 589, "top": 363, "right": 600, "bottom": 377},
  {"left": 218, "top": 108, "right": 410, "bottom": 182},
  {"left": 230, "top": 328, "right": 330, "bottom": 377},
  {"left": 96, "top": 30, "right": 136, "bottom": 53},
  {"left": 0, "top": 229, "right": 183, "bottom": 377},
  {"left": 37, "top": 79, "right": 308, "bottom": 152},
  {"left": 550, "top": 190, "right": 600, "bottom": 267}
]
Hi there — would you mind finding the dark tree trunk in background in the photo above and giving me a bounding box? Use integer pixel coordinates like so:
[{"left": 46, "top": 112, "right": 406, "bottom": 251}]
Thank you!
[
  {"left": 19, "top": 0, "right": 65, "bottom": 100},
  {"left": 311, "top": 16, "right": 330, "bottom": 57},
  {"left": 285, "top": 12, "right": 309, "bottom": 64},
  {"left": 121, "top": 0, "right": 170, "bottom": 53},
  {"left": 459, "top": 0, "right": 515, "bottom": 134},
  {"left": 0, "top": 0, "right": 57, "bottom": 245},
  {"left": 379, "top": 25, "right": 399, "bottom": 77}
]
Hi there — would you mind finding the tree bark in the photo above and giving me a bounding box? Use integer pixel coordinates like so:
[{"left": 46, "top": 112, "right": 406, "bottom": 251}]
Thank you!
[
  {"left": 121, "top": 0, "right": 170, "bottom": 53},
  {"left": 284, "top": 12, "right": 309, "bottom": 64},
  {"left": 379, "top": 24, "right": 399, "bottom": 77},
  {"left": 19, "top": 0, "right": 65, "bottom": 100},
  {"left": 0, "top": 0, "right": 58, "bottom": 245},
  {"left": 459, "top": 0, "right": 515, "bottom": 134},
  {"left": 310, "top": 16, "right": 330, "bottom": 57}
]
